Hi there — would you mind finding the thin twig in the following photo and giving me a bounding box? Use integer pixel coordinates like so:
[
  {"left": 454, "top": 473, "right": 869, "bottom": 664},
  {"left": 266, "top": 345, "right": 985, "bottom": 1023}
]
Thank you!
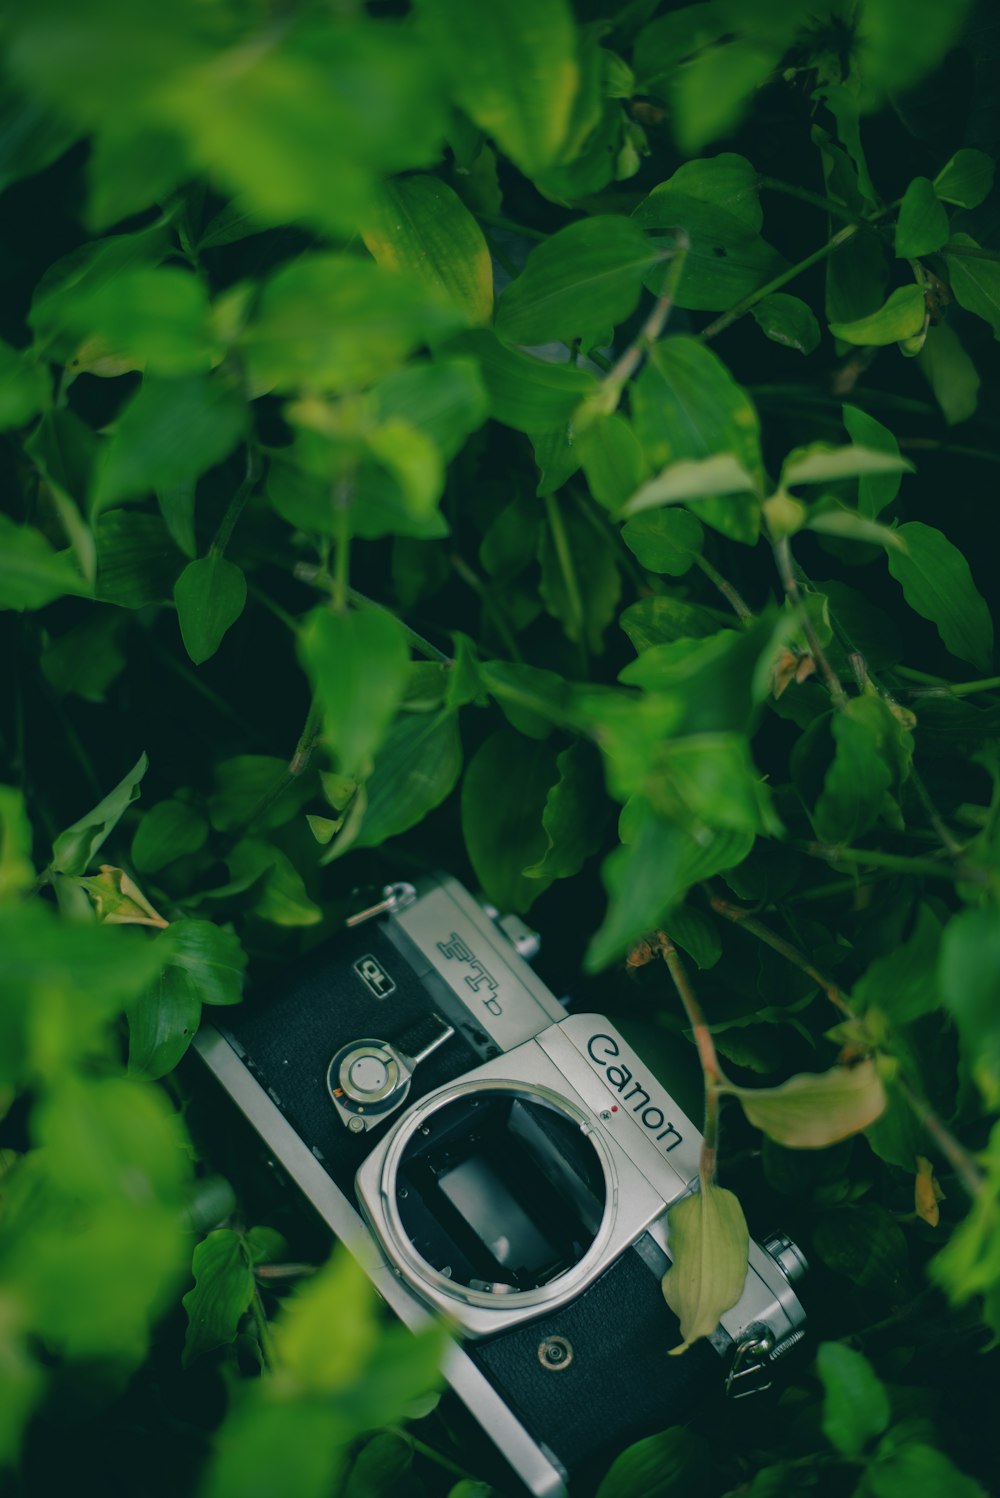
[
  {"left": 658, "top": 934, "right": 722, "bottom": 1180},
  {"left": 599, "top": 229, "right": 690, "bottom": 405},
  {"left": 704, "top": 887, "right": 852, "bottom": 1016},
  {"left": 894, "top": 1075, "right": 986, "bottom": 1200},
  {"left": 694, "top": 553, "right": 753, "bottom": 622},
  {"left": 772, "top": 535, "right": 848, "bottom": 707},
  {"left": 449, "top": 553, "right": 524, "bottom": 663}
]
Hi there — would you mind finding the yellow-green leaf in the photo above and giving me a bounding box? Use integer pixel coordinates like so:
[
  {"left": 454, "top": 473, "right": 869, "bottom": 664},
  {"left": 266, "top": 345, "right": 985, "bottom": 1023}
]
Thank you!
[
  {"left": 661, "top": 1183, "right": 749, "bottom": 1352},
  {"left": 727, "top": 1061, "right": 887, "bottom": 1148},
  {"left": 829, "top": 284, "right": 926, "bottom": 346},
  {"left": 362, "top": 175, "right": 493, "bottom": 325}
]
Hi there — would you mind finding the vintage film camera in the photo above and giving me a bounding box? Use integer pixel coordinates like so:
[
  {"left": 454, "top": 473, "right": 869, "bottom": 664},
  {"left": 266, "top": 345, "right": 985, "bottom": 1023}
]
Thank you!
[{"left": 195, "top": 873, "right": 807, "bottom": 1496}]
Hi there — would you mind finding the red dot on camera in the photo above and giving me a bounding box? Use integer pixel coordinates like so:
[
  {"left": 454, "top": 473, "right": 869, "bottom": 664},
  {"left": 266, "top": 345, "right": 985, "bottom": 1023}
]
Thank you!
[{"left": 611, "top": 1105, "right": 618, "bottom": 1112}]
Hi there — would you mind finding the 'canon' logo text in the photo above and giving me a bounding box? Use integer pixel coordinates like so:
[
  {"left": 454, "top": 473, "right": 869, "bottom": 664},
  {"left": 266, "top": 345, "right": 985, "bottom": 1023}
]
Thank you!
[{"left": 586, "top": 1033, "right": 683, "bottom": 1151}]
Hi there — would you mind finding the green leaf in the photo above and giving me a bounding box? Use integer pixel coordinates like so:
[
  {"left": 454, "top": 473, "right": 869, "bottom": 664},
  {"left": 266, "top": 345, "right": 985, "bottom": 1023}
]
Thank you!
[
  {"left": 576, "top": 414, "right": 648, "bottom": 512},
  {"left": 495, "top": 217, "right": 662, "bottom": 348},
  {"left": 94, "top": 375, "right": 245, "bottom": 511},
  {"left": 51, "top": 752, "right": 148, "bottom": 876},
  {"left": 461, "top": 730, "right": 561, "bottom": 913},
  {"left": 814, "top": 1202, "right": 909, "bottom": 1299},
  {"left": 595, "top": 1428, "right": 714, "bottom": 1498},
  {"left": 933, "top": 149, "right": 995, "bottom": 209},
  {"left": 813, "top": 696, "right": 899, "bottom": 844},
  {"left": 621, "top": 508, "right": 704, "bottom": 575},
  {"left": 631, "top": 337, "right": 763, "bottom": 543},
  {"left": 227, "top": 839, "right": 321, "bottom": 927},
  {"left": 805, "top": 507, "right": 904, "bottom": 552},
  {"left": 727, "top": 1061, "right": 887, "bottom": 1148},
  {"left": 659, "top": 153, "right": 763, "bottom": 232},
  {"left": 362, "top": 174, "right": 493, "bottom": 325},
  {"left": 917, "top": 321, "right": 980, "bottom": 426},
  {"left": 0, "top": 338, "right": 48, "bottom": 429},
  {"left": 669, "top": 34, "right": 790, "bottom": 156},
  {"left": 943, "top": 234, "right": 1000, "bottom": 337},
  {"left": 886, "top": 521, "right": 993, "bottom": 671},
  {"left": 242, "top": 254, "right": 462, "bottom": 396},
  {"left": 448, "top": 329, "right": 596, "bottom": 434},
  {"left": 159, "top": 23, "right": 448, "bottom": 242},
  {"left": 0, "top": 786, "right": 35, "bottom": 902},
  {"left": 842, "top": 406, "right": 904, "bottom": 517},
  {"left": 343, "top": 1434, "right": 413, "bottom": 1498},
  {"left": 939, "top": 907, "right": 1000, "bottom": 1110},
  {"left": 894, "top": 178, "right": 950, "bottom": 258},
  {"left": 632, "top": 187, "right": 785, "bottom": 312},
  {"left": 415, "top": 0, "right": 581, "bottom": 178},
  {"left": 94, "top": 511, "right": 182, "bottom": 608},
  {"left": 182, "top": 1230, "right": 255, "bottom": 1367},
  {"left": 623, "top": 454, "right": 757, "bottom": 517},
  {"left": 0, "top": 516, "right": 84, "bottom": 611},
  {"left": 855, "top": 0, "right": 975, "bottom": 99},
  {"left": 355, "top": 710, "right": 462, "bottom": 850},
  {"left": 860, "top": 1444, "right": 987, "bottom": 1498},
  {"left": 524, "top": 740, "right": 608, "bottom": 880},
  {"left": 174, "top": 554, "right": 248, "bottom": 665},
  {"left": 299, "top": 606, "right": 409, "bottom": 778},
  {"left": 161, "top": 920, "right": 247, "bottom": 1008},
  {"left": 127, "top": 959, "right": 203, "bottom": 1079},
  {"left": 208, "top": 756, "right": 313, "bottom": 833},
  {"left": 28, "top": 224, "right": 171, "bottom": 360},
  {"left": 666, "top": 906, "right": 721, "bottom": 971},
  {"left": 41, "top": 610, "right": 125, "bottom": 702},
  {"left": 781, "top": 443, "right": 912, "bottom": 489},
  {"left": 749, "top": 293, "right": 821, "bottom": 354},
  {"left": 620, "top": 595, "right": 733, "bottom": 651},
  {"left": 661, "top": 1183, "right": 749, "bottom": 1351},
  {"left": 131, "top": 799, "right": 208, "bottom": 874},
  {"left": 374, "top": 358, "right": 489, "bottom": 461},
  {"left": 816, "top": 1342, "right": 891, "bottom": 1459},
  {"left": 828, "top": 284, "right": 926, "bottom": 346},
  {"left": 653, "top": 732, "right": 779, "bottom": 835},
  {"left": 56, "top": 266, "right": 215, "bottom": 377}
]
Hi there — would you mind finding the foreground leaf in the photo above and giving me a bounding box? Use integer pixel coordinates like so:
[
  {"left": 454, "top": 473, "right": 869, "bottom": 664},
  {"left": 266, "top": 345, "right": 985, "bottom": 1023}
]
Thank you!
[
  {"left": 727, "top": 1061, "right": 887, "bottom": 1148},
  {"left": 0, "top": 516, "right": 84, "bottom": 610},
  {"left": 939, "top": 907, "right": 1000, "bottom": 1110},
  {"left": 661, "top": 1184, "right": 749, "bottom": 1352},
  {"left": 299, "top": 607, "right": 410, "bottom": 778},
  {"left": 828, "top": 284, "right": 926, "bottom": 346},
  {"left": 363, "top": 174, "right": 492, "bottom": 325},
  {"left": 461, "top": 731, "right": 560, "bottom": 913}
]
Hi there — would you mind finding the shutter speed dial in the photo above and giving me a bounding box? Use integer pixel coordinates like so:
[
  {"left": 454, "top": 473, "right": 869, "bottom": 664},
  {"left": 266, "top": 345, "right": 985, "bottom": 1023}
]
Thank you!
[{"left": 327, "top": 1023, "right": 455, "bottom": 1135}]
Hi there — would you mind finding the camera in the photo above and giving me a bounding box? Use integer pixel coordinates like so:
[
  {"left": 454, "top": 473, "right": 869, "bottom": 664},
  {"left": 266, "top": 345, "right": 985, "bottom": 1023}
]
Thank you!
[{"left": 195, "top": 873, "right": 806, "bottom": 1496}]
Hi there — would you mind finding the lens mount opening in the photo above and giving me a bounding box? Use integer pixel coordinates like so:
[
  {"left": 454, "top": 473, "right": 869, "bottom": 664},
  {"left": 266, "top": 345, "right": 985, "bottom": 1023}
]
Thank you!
[{"left": 377, "top": 1080, "right": 616, "bottom": 1310}]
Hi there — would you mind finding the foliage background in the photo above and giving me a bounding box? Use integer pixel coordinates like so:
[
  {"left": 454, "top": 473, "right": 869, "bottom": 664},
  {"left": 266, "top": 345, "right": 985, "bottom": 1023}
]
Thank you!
[{"left": 2, "top": 0, "right": 1000, "bottom": 1495}]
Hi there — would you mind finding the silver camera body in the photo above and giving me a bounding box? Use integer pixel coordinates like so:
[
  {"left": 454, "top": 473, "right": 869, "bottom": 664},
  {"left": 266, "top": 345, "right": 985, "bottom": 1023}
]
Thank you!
[{"left": 196, "top": 874, "right": 805, "bottom": 1496}]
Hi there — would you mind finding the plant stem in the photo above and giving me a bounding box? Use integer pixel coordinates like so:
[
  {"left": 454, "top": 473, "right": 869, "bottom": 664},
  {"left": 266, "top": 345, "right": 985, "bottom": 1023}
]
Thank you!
[
  {"left": 600, "top": 228, "right": 690, "bottom": 404},
  {"left": 476, "top": 212, "right": 548, "bottom": 242},
  {"left": 694, "top": 553, "right": 753, "bottom": 622},
  {"left": 288, "top": 695, "right": 323, "bottom": 777},
  {"left": 898, "top": 438, "right": 1000, "bottom": 467},
  {"left": 896, "top": 667, "right": 1000, "bottom": 697},
  {"left": 704, "top": 887, "right": 852, "bottom": 1016},
  {"left": 449, "top": 552, "right": 524, "bottom": 663},
  {"left": 387, "top": 1430, "right": 474, "bottom": 1482},
  {"left": 942, "top": 241, "right": 1000, "bottom": 261},
  {"left": 349, "top": 588, "right": 451, "bottom": 663},
  {"left": 799, "top": 841, "right": 977, "bottom": 880},
  {"left": 543, "top": 491, "right": 588, "bottom": 668},
  {"left": 212, "top": 446, "right": 261, "bottom": 557},
  {"left": 894, "top": 1074, "right": 986, "bottom": 1199},
  {"left": 331, "top": 475, "right": 352, "bottom": 613},
  {"left": 659, "top": 935, "right": 723, "bottom": 1180},
  {"left": 700, "top": 222, "right": 859, "bottom": 341},
  {"left": 758, "top": 175, "right": 871, "bottom": 227},
  {"left": 772, "top": 535, "right": 848, "bottom": 707}
]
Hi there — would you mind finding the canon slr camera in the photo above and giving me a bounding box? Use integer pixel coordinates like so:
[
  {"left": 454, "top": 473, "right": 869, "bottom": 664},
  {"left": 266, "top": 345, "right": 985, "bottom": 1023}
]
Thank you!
[{"left": 195, "top": 873, "right": 806, "bottom": 1496}]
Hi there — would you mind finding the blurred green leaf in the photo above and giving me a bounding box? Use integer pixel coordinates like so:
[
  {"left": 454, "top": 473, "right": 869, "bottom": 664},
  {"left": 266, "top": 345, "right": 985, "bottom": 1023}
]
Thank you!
[
  {"left": 363, "top": 174, "right": 492, "bottom": 325},
  {"left": 242, "top": 255, "right": 462, "bottom": 396},
  {"left": 782, "top": 443, "right": 912, "bottom": 488},
  {"left": 595, "top": 1427, "right": 714, "bottom": 1498},
  {"left": 538, "top": 503, "right": 621, "bottom": 652},
  {"left": 226, "top": 840, "right": 321, "bottom": 927},
  {"left": 577, "top": 414, "right": 648, "bottom": 512},
  {"left": 0, "top": 516, "right": 84, "bottom": 610},
  {"left": 93, "top": 375, "right": 245, "bottom": 512},
  {"left": 40, "top": 610, "right": 125, "bottom": 702},
  {"left": 299, "top": 606, "right": 409, "bottom": 778},
  {"left": 886, "top": 522, "right": 994, "bottom": 671},
  {"left": 0, "top": 340, "right": 48, "bottom": 430},
  {"left": 624, "top": 454, "right": 758, "bottom": 516},
  {"left": 416, "top": 0, "right": 581, "bottom": 178},
  {"left": 0, "top": 787, "right": 35, "bottom": 902},
  {"left": 208, "top": 756, "right": 312, "bottom": 834},
  {"left": 94, "top": 511, "right": 183, "bottom": 608},
  {"left": 524, "top": 739, "right": 609, "bottom": 880},
  {"left": 895, "top": 178, "right": 949, "bottom": 258},
  {"left": 917, "top": 322, "right": 980, "bottom": 426},
  {"left": 817, "top": 1341, "right": 891, "bottom": 1459},
  {"left": 496, "top": 217, "right": 662, "bottom": 348},
  {"left": 174, "top": 554, "right": 247, "bottom": 665},
  {"left": 859, "top": 1443, "right": 987, "bottom": 1497},
  {"left": 621, "top": 508, "right": 704, "bottom": 574},
  {"left": 355, "top": 710, "right": 462, "bottom": 850},
  {"left": 343, "top": 1433, "right": 413, "bottom": 1498},
  {"left": 944, "top": 234, "right": 1000, "bottom": 337},
  {"left": 940, "top": 907, "right": 1000, "bottom": 1110},
  {"left": 842, "top": 405, "right": 905, "bottom": 517},
  {"left": 813, "top": 696, "right": 908, "bottom": 844},
  {"left": 449, "top": 329, "right": 596, "bottom": 433},
  {"left": 813, "top": 1202, "right": 909, "bottom": 1299},
  {"left": 55, "top": 267, "right": 215, "bottom": 376}
]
